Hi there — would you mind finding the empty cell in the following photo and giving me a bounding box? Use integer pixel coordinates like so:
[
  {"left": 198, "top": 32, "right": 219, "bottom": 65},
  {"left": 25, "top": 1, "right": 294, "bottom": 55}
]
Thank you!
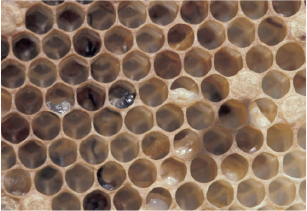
[
  {"left": 97, "top": 161, "right": 126, "bottom": 191},
  {"left": 187, "top": 102, "right": 214, "bottom": 130},
  {"left": 35, "top": 165, "right": 63, "bottom": 195},
  {"left": 154, "top": 51, "right": 181, "bottom": 79},
  {"left": 109, "top": 80, "right": 136, "bottom": 109},
  {"left": 32, "top": 111, "right": 60, "bottom": 140},
  {"left": 258, "top": 17, "right": 286, "bottom": 46},
  {"left": 294, "top": 69, "right": 306, "bottom": 96},
  {"left": 286, "top": 204, "right": 306, "bottom": 210},
  {"left": 236, "top": 125, "right": 263, "bottom": 153},
  {"left": 267, "top": 124, "right": 293, "bottom": 152},
  {"left": 56, "top": 3, "right": 84, "bottom": 32},
  {"left": 2, "top": 89, "right": 12, "bottom": 115},
  {"left": 129, "top": 159, "right": 157, "bottom": 188},
  {"left": 136, "top": 24, "right": 165, "bottom": 53},
  {"left": 118, "top": 1, "right": 146, "bottom": 28},
  {"left": 52, "top": 192, "right": 81, "bottom": 210},
  {"left": 273, "top": 0, "right": 301, "bottom": 17},
  {"left": 203, "top": 126, "right": 233, "bottom": 155},
  {"left": 174, "top": 129, "right": 200, "bottom": 158},
  {"left": 297, "top": 124, "right": 306, "bottom": 149},
  {"left": 91, "top": 53, "right": 120, "bottom": 83},
  {"left": 15, "top": 85, "right": 43, "bottom": 115},
  {"left": 83, "top": 190, "right": 111, "bottom": 210},
  {"left": 246, "top": 45, "right": 273, "bottom": 73},
  {"left": 4, "top": 169, "right": 31, "bottom": 196},
  {"left": 184, "top": 48, "right": 211, "bottom": 77},
  {"left": 18, "top": 140, "right": 47, "bottom": 169},
  {"left": 113, "top": 187, "right": 142, "bottom": 210},
  {"left": 156, "top": 104, "right": 184, "bottom": 132},
  {"left": 148, "top": 1, "right": 178, "bottom": 26},
  {"left": 73, "top": 28, "right": 101, "bottom": 58},
  {"left": 142, "top": 132, "right": 170, "bottom": 160},
  {"left": 168, "top": 24, "right": 194, "bottom": 51},
  {"left": 77, "top": 83, "right": 105, "bottom": 111},
  {"left": 1, "top": 60, "right": 25, "bottom": 88},
  {"left": 2, "top": 113, "right": 29, "bottom": 144},
  {"left": 249, "top": 98, "right": 278, "bottom": 127},
  {"left": 190, "top": 154, "right": 217, "bottom": 183},
  {"left": 1, "top": 37, "right": 9, "bottom": 60},
  {"left": 28, "top": 58, "right": 57, "bottom": 88},
  {"left": 104, "top": 26, "right": 133, "bottom": 55},
  {"left": 207, "top": 180, "right": 234, "bottom": 208},
  {"left": 139, "top": 78, "right": 168, "bottom": 107},
  {"left": 26, "top": 4, "right": 53, "bottom": 34},
  {"left": 160, "top": 157, "right": 186, "bottom": 186},
  {"left": 80, "top": 135, "right": 108, "bottom": 165},
  {"left": 269, "top": 177, "right": 296, "bottom": 206},
  {"left": 241, "top": 1, "right": 268, "bottom": 20},
  {"left": 283, "top": 150, "right": 306, "bottom": 178},
  {"left": 299, "top": 180, "right": 306, "bottom": 202},
  {"left": 201, "top": 74, "right": 229, "bottom": 102},
  {"left": 210, "top": 1, "right": 238, "bottom": 22},
  {"left": 146, "top": 187, "right": 172, "bottom": 210},
  {"left": 1, "top": 142, "right": 16, "bottom": 170},
  {"left": 63, "top": 110, "right": 91, "bottom": 139},
  {"left": 87, "top": 1, "right": 115, "bottom": 31},
  {"left": 94, "top": 108, "right": 122, "bottom": 136},
  {"left": 262, "top": 70, "right": 290, "bottom": 99},
  {"left": 111, "top": 133, "right": 139, "bottom": 163},
  {"left": 237, "top": 179, "right": 265, "bottom": 207},
  {"left": 49, "top": 138, "right": 77, "bottom": 167},
  {"left": 126, "top": 107, "right": 153, "bottom": 134},
  {"left": 180, "top": 1, "right": 208, "bottom": 24},
  {"left": 175, "top": 182, "right": 204, "bottom": 210},
  {"left": 46, "top": 83, "right": 74, "bottom": 114},
  {"left": 123, "top": 51, "right": 150, "bottom": 81},
  {"left": 43, "top": 29, "right": 71, "bottom": 60},
  {"left": 228, "top": 17, "right": 255, "bottom": 48},
  {"left": 276, "top": 43, "right": 305, "bottom": 71},
  {"left": 222, "top": 154, "right": 248, "bottom": 181},
  {"left": 65, "top": 163, "right": 94, "bottom": 193},
  {"left": 43, "top": 0, "right": 64, "bottom": 6},
  {"left": 252, "top": 152, "right": 279, "bottom": 180},
  {"left": 218, "top": 99, "right": 247, "bottom": 128},
  {"left": 12, "top": 33, "right": 40, "bottom": 61}
]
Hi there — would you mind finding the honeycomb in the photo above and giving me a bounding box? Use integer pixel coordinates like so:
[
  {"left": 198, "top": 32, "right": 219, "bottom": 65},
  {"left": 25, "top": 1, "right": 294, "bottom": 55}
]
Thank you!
[{"left": 1, "top": 0, "right": 306, "bottom": 210}]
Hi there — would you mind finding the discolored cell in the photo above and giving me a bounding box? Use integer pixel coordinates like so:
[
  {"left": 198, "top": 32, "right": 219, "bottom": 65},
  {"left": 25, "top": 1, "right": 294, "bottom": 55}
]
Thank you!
[
  {"left": 283, "top": 150, "right": 306, "bottom": 178},
  {"left": 2, "top": 37, "right": 9, "bottom": 60},
  {"left": 4, "top": 168, "right": 31, "bottom": 196},
  {"left": 83, "top": 190, "right": 111, "bottom": 210},
  {"left": 191, "top": 154, "right": 217, "bottom": 183},
  {"left": 12, "top": 33, "right": 40, "bottom": 61},
  {"left": 15, "top": 85, "right": 43, "bottom": 115},
  {"left": 142, "top": 132, "right": 170, "bottom": 160},
  {"left": 77, "top": 83, "right": 105, "bottom": 111},
  {"left": 35, "top": 166, "right": 63, "bottom": 195},
  {"left": 154, "top": 51, "right": 181, "bottom": 79},
  {"left": 56, "top": 3, "right": 84, "bottom": 32},
  {"left": 125, "top": 106, "right": 153, "bottom": 134},
  {"left": 148, "top": 1, "right": 178, "bottom": 26},
  {"left": 222, "top": 153, "right": 248, "bottom": 181},
  {"left": 174, "top": 129, "right": 200, "bottom": 159},
  {"left": 297, "top": 124, "right": 306, "bottom": 149},
  {"left": 87, "top": 1, "right": 115, "bottom": 31},
  {"left": 269, "top": 177, "right": 296, "bottom": 206},
  {"left": 146, "top": 187, "right": 172, "bottom": 210},
  {"left": 104, "top": 26, "right": 133, "bottom": 55},
  {"left": 267, "top": 123, "right": 293, "bottom": 152},
  {"left": 19, "top": 140, "right": 47, "bottom": 169},
  {"left": 252, "top": 152, "right": 279, "bottom": 180},
  {"left": 184, "top": 48, "right": 211, "bottom": 77},
  {"left": 43, "top": 0, "right": 64, "bottom": 6},
  {"left": 294, "top": 69, "right": 306, "bottom": 96},
  {"left": 2, "top": 89, "right": 12, "bottom": 115},
  {"left": 168, "top": 24, "right": 194, "bottom": 51},
  {"left": 236, "top": 125, "right": 263, "bottom": 153},
  {"left": 262, "top": 70, "right": 290, "bottom": 99},
  {"left": 46, "top": 83, "right": 74, "bottom": 114},
  {"left": 210, "top": 1, "right": 238, "bottom": 22},
  {"left": 273, "top": 0, "right": 301, "bottom": 17},
  {"left": 136, "top": 24, "right": 165, "bottom": 53},
  {"left": 32, "top": 111, "right": 60, "bottom": 140},
  {"left": 139, "top": 78, "right": 168, "bottom": 107},
  {"left": 43, "top": 29, "right": 71, "bottom": 60},
  {"left": 123, "top": 51, "right": 150, "bottom": 81},
  {"left": 227, "top": 17, "right": 255, "bottom": 48},
  {"left": 246, "top": 45, "right": 273, "bottom": 73},
  {"left": 187, "top": 102, "right": 214, "bottom": 130},
  {"left": 49, "top": 138, "right": 77, "bottom": 167},
  {"left": 80, "top": 135, "right": 108, "bottom": 165},
  {"left": 113, "top": 187, "right": 142, "bottom": 210},
  {"left": 180, "top": 1, "right": 208, "bottom": 24},
  {"left": 218, "top": 99, "right": 247, "bottom": 128},
  {"left": 111, "top": 133, "right": 139, "bottom": 163},
  {"left": 276, "top": 43, "right": 305, "bottom": 71},
  {"left": 207, "top": 180, "right": 234, "bottom": 208},
  {"left": 1, "top": 142, "right": 16, "bottom": 170},
  {"left": 170, "top": 73, "right": 198, "bottom": 103},
  {"left": 2, "top": 113, "right": 30, "bottom": 144},
  {"left": 118, "top": 1, "right": 146, "bottom": 28},
  {"left": 1, "top": 60, "right": 25, "bottom": 88},
  {"left": 109, "top": 80, "right": 136, "bottom": 109},
  {"left": 241, "top": 1, "right": 268, "bottom": 20},
  {"left": 175, "top": 182, "right": 204, "bottom": 210},
  {"left": 52, "top": 192, "right": 81, "bottom": 210},
  {"left": 201, "top": 74, "right": 229, "bottom": 102},
  {"left": 63, "top": 110, "right": 91, "bottom": 139},
  {"left": 94, "top": 107, "right": 122, "bottom": 136},
  {"left": 156, "top": 104, "right": 184, "bottom": 132},
  {"left": 237, "top": 179, "right": 265, "bottom": 207},
  {"left": 258, "top": 17, "right": 286, "bottom": 46},
  {"left": 26, "top": 4, "right": 53, "bottom": 34},
  {"left": 73, "top": 28, "right": 101, "bottom": 58},
  {"left": 160, "top": 157, "right": 186, "bottom": 186}
]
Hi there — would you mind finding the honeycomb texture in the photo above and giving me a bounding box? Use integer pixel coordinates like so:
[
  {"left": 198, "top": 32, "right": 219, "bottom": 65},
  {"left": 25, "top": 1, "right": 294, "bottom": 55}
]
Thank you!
[{"left": 1, "top": 0, "right": 306, "bottom": 210}]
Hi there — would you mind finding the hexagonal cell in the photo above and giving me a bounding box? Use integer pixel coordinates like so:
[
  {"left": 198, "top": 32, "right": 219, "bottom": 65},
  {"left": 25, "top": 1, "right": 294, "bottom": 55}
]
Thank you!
[
  {"left": 218, "top": 99, "right": 247, "bottom": 128},
  {"left": 83, "top": 190, "right": 111, "bottom": 210},
  {"left": 35, "top": 166, "right": 63, "bottom": 195},
  {"left": 104, "top": 26, "right": 133, "bottom": 55},
  {"left": 210, "top": 1, "right": 238, "bottom": 22},
  {"left": 273, "top": 0, "right": 301, "bottom": 17},
  {"left": 175, "top": 182, "right": 204, "bottom": 210},
  {"left": 123, "top": 51, "right": 150, "bottom": 81},
  {"left": 287, "top": 204, "right": 306, "bottom": 210},
  {"left": 87, "top": 1, "right": 115, "bottom": 31},
  {"left": 2, "top": 89, "right": 12, "bottom": 115},
  {"left": 174, "top": 129, "right": 200, "bottom": 158},
  {"left": 297, "top": 124, "right": 306, "bottom": 149},
  {"left": 1, "top": 37, "right": 9, "bottom": 60},
  {"left": 142, "top": 132, "right": 170, "bottom": 160},
  {"left": 56, "top": 3, "right": 84, "bottom": 32},
  {"left": 191, "top": 154, "right": 217, "bottom": 183},
  {"left": 156, "top": 104, "right": 184, "bottom": 132},
  {"left": 180, "top": 1, "right": 208, "bottom": 24},
  {"left": 46, "top": 83, "right": 74, "bottom": 114},
  {"left": 43, "top": 1, "right": 64, "bottom": 6},
  {"left": 18, "top": 140, "right": 47, "bottom": 169},
  {"left": 80, "top": 135, "right": 108, "bottom": 165},
  {"left": 154, "top": 51, "right": 181, "bottom": 79},
  {"left": 52, "top": 192, "right": 81, "bottom": 210},
  {"left": 2, "top": 113, "right": 29, "bottom": 144},
  {"left": 283, "top": 150, "right": 306, "bottom": 178},
  {"left": 201, "top": 74, "right": 229, "bottom": 102},
  {"left": 49, "top": 138, "right": 77, "bottom": 167},
  {"left": 221, "top": 153, "right": 248, "bottom": 181},
  {"left": 187, "top": 102, "right": 214, "bottom": 130},
  {"left": 63, "top": 110, "right": 91, "bottom": 139},
  {"left": 203, "top": 126, "right": 233, "bottom": 155},
  {"left": 269, "top": 177, "right": 296, "bottom": 206},
  {"left": 113, "top": 187, "right": 142, "bottom": 210},
  {"left": 168, "top": 24, "right": 194, "bottom": 51},
  {"left": 77, "top": 83, "right": 105, "bottom": 111},
  {"left": 73, "top": 28, "right": 101, "bottom": 58},
  {"left": 118, "top": 1, "right": 146, "bottom": 28},
  {"left": 250, "top": 98, "right": 278, "bottom": 126},
  {"left": 160, "top": 157, "right": 186, "bottom": 185},
  {"left": 15, "top": 85, "right": 43, "bottom": 115},
  {"left": 294, "top": 69, "right": 306, "bottom": 96},
  {"left": 65, "top": 163, "right": 94, "bottom": 193},
  {"left": 94, "top": 108, "right": 122, "bottom": 136},
  {"left": 43, "top": 29, "right": 71, "bottom": 60},
  {"left": 184, "top": 48, "right": 211, "bottom": 77},
  {"left": 26, "top": 4, "right": 53, "bottom": 34},
  {"left": 240, "top": 1, "right": 268, "bottom": 20},
  {"left": 59, "top": 55, "right": 89, "bottom": 85},
  {"left": 28, "top": 58, "right": 57, "bottom": 88},
  {"left": 146, "top": 187, "right": 172, "bottom": 210},
  {"left": 139, "top": 78, "right": 168, "bottom": 107},
  {"left": 197, "top": 20, "right": 226, "bottom": 50},
  {"left": 4, "top": 168, "right": 31, "bottom": 196},
  {"left": 276, "top": 43, "right": 305, "bottom": 71},
  {"left": 32, "top": 111, "right": 60, "bottom": 140},
  {"left": 129, "top": 159, "right": 157, "bottom": 188},
  {"left": 1, "top": 60, "right": 25, "bottom": 88},
  {"left": 227, "top": 17, "right": 255, "bottom": 48},
  {"left": 237, "top": 179, "right": 265, "bottom": 207},
  {"left": 125, "top": 106, "right": 154, "bottom": 134},
  {"left": 148, "top": 1, "right": 178, "bottom": 26},
  {"left": 207, "top": 180, "right": 234, "bottom": 208},
  {"left": 170, "top": 77, "right": 198, "bottom": 105},
  {"left": 1, "top": 142, "right": 16, "bottom": 170},
  {"left": 109, "top": 80, "right": 136, "bottom": 109},
  {"left": 262, "top": 70, "right": 290, "bottom": 99},
  {"left": 300, "top": 180, "right": 306, "bottom": 202},
  {"left": 12, "top": 32, "right": 40, "bottom": 61},
  {"left": 236, "top": 125, "right": 263, "bottom": 153},
  {"left": 136, "top": 24, "right": 165, "bottom": 53},
  {"left": 267, "top": 124, "right": 293, "bottom": 152},
  {"left": 97, "top": 161, "right": 126, "bottom": 191},
  {"left": 214, "top": 47, "right": 243, "bottom": 77},
  {"left": 111, "top": 133, "right": 139, "bottom": 163},
  {"left": 91, "top": 53, "right": 120, "bottom": 83},
  {"left": 246, "top": 45, "right": 273, "bottom": 73},
  {"left": 252, "top": 152, "right": 279, "bottom": 180},
  {"left": 258, "top": 17, "right": 286, "bottom": 46}
]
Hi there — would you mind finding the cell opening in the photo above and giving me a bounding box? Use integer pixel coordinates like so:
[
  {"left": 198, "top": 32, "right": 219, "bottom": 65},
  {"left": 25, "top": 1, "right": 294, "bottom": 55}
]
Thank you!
[
  {"left": 142, "top": 132, "right": 170, "bottom": 160},
  {"left": 187, "top": 102, "right": 214, "bottom": 130},
  {"left": 190, "top": 154, "right": 217, "bottom": 183},
  {"left": 148, "top": 1, "right": 178, "bottom": 26},
  {"left": 184, "top": 48, "right": 211, "bottom": 77},
  {"left": 267, "top": 123, "right": 293, "bottom": 152},
  {"left": 43, "top": 29, "right": 71, "bottom": 60},
  {"left": 104, "top": 26, "right": 133, "bottom": 55},
  {"left": 19, "top": 140, "right": 47, "bottom": 169},
  {"left": 180, "top": 1, "right": 208, "bottom": 24},
  {"left": 136, "top": 24, "right": 165, "bottom": 53},
  {"left": 26, "top": 4, "right": 53, "bottom": 34},
  {"left": 236, "top": 125, "right": 263, "bottom": 153},
  {"left": 109, "top": 80, "right": 136, "bottom": 109},
  {"left": 1, "top": 89, "right": 11, "bottom": 115},
  {"left": 160, "top": 157, "right": 186, "bottom": 186},
  {"left": 218, "top": 99, "right": 247, "bottom": 128},
  {"left": 83, "top": 190, "right": 111, "bottom": 210},
  {"left": 49, "top": 138, "right": 77, "bottom": 167},
  {"left": 118, "top": 1, "right": 146, "bottom": 28},
  {"left": 273, "top": 0, "right": 301, "bottom": 17},
  {"left": 240, "top": 1, "right": 268, "bottom": 20},
  {"left": 1, "top": 60, "right": 26, "bottom": 88},
  {"left": 15, "top": 85, "right": 43, "bottom": 115},
  {"left": 129, "top": 159, "right": 157, "bottom": 188},
  {"left": 4, "top": 169, "right": 31, "bottom": 196},
  {"left": 297, "top": 124, "right": 306, "bottom": 149},
  {"left": 154, "top": 51, "right": 181, "bottom": 79},
  {"left": 156, "top": 104, "right": 184, "bottom": 132},
  {"left": 56, "top": 3, "right": 84, "bottom": 32},
  {"left": 2, "top": 113, "right": 30, "bottom": 144},
  {"left": 80, "top": 135, "right": 108, "bottom": 165},
  {"left": 283, "top": 150, "right": 306, "bottom": 178},
  {"left": 269, "top": 177, "right": 296, "bottom": 206},
  {"left": 237, "top": 179, "right": 265, "bottom": 207},
  {"left": 207, "top": 180, "right": 234, "bottom": 208},
  {"left": 111, "top": 133, "right": 139, "bottom": 163},
  {"left": 63, "top": 110, "right": 91, "bottom": 139},
  {"left": 175, "top": 182, "right": 204, "bottom": 210},
  {"left": 123, "top": 51, "right": 150, "bottom": 81},
  {"left": 87, "top": 1, "right": 115, "bottom": 31},
  {"left": 210, "top": 1, "right": 238, "bottom": 22},
  {"left": 262, "top": 70, "right": 290, "bottom": 99},
  {"left": 227, "top": 17, "right": 255, "bottom": 48},
  {"left": 12, "top": 33, "right": 40, "bottom": 61},
  {"left": 35, "top": 166, "right": 63, "bottom": 196},
  {"left": 32, "top": 111, "right": 60, "bottom": 140},
  {"left": 1, "top": 37, "right": 9, "bottom": 60},
  {"left": 258, "top": 17, "right": 286, "bottom": 46},
  {"left": 252, "top": 152, "right": 279, "bottom": 180},
  {"left": 1, "top": 142, "right": 16, "bottom": 170},
  {"left": 52, "top": 192, "right": 81, "bottom": 210},
  {"left": 293, "top": 69, "right": 306, "bottom": 96},
  {"left": 170, "top": 76, "right": 198, "bottom": 105},
  {"left": 174, "top": 129, "right": 201, "bottom": 158},
  {"left": 94, "top": 108, "right": 122, "bottom": 136},
  {"left": 139, "top": 78, "right": 168, "bottom": 107},
  {"left": 125, "top": 106, "right": 153, "bottom": 134},
  {"left": 146, "top": 187, "right": 172, "bottom": 210},
  {"left": 276, "top": 43, "right": 305, "bottom": 71},
  {"left": 246, "top": 45, "right": 273, "bottom": 73},
  {"left": 77, "top": 83, "right": 105, "bottom": 111},
  {"left": 73, "top": 28, "right": 101, "bottom": 58},
  {"left": 168, "top": 24, "right": 194, "bottom": 51},
  {"left": 221, "top": 153, "right": 248, "bottom": 181},
  {"left": 113, "top": 187, "right": 142, "bottom": 210},
  {"left": 201, "top": 74, "right": 229, "bottom": 102}
]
